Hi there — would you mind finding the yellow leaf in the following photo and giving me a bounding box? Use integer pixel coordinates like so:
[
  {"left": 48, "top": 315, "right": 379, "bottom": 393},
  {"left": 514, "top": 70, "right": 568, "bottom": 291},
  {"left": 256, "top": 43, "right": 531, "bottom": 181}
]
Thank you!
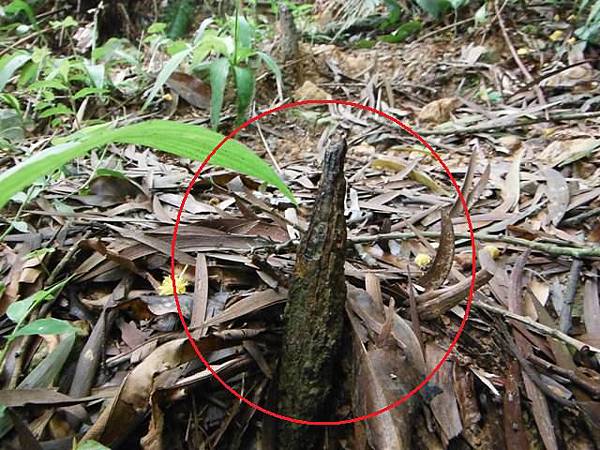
[
  {"left": 549, "top": 30, "right": 564, "bottom": 42},
  {"left": 371, "top": 157, "right": 451, "bottom": 196}
]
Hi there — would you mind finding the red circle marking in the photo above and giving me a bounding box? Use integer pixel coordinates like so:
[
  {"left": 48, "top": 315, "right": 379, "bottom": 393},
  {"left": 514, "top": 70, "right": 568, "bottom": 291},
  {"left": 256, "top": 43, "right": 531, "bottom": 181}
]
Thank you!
[{"left": 170, "top": 99, "right": 477, "bottom": 426}]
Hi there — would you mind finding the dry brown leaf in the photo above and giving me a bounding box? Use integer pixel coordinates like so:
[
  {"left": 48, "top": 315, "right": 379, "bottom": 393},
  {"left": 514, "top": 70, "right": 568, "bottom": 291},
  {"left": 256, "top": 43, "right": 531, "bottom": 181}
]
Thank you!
[
  {"left": 166, "top": 71, "right": 211, "bottom": 109},
  {"left": 294, "top": 80, "right": 331, "bottom": 100},
  {"left": 203, "top": 289, "right": 287, "bottom": 327},
  {"left": 539, "top": 138, "right": 600, "bottom": 167},
  {"left": 82, "top": 335, "right": 226, "bottom": 447},
  {"left": 348, "top": 306, "right": 420, "bottom": 450},
  {"left": 418, "top": 209, "right": 455, "bottom": 290},
  {"left": 418, "top": 97, "right": 460, "bottom": 123},
  {"left": 425, "top": 343, "right": 463, "bottom": 445},
  {"left": 543, "top": 168, "right": 570, "bottom": 226}
]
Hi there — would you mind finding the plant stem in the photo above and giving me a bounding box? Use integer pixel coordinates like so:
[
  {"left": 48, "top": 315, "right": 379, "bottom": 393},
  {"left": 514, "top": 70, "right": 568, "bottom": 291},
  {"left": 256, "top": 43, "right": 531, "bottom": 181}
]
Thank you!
[{"left": 348, "top": 231, "right": 600, "bottom": 258}]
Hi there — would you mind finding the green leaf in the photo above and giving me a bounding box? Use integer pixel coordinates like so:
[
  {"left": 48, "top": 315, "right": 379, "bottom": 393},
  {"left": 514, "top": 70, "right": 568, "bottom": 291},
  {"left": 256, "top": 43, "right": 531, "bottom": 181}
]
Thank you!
[
  {"left": 73, "top": 87, "right": 108, "bottom": 100},
  {"left": 84, "top": 62, "right": 105, "bottom": 89},
  {"left": 0, "top": 120, "right": 295, "bottom": 209},
  {"left": 0, "top": 93, "right": 21, "bottom": 112},
  {"left": 209, "top": 57, "right": 230, "bottom": 129},
  {"left": 13, "top": 318, "right": 77, "bottom": 337},
  {"left": 257, "top": 51, "right": 282, "bottom": 100},
  {"left": 38, "top": 104, "right": 73, "bottom": 118},
  {"left": 5, "top": 0, "right": 35, "bottom": 24},
  {"left": 474, "top": 3, "right": 488, "bottom": 25},
  {"left": 0, "top": 52, "right": 31, "bottom": 91},
  {"left": 233, "top": 66, "right": 255, "bottom": 125},
  {"left": 142, "top": 47, "right": 192, "bottom": 110},
  {"left": 415, "top": 0, "right": 450, "bottom": 18},
  {"left": 379, "top": 20, "right": 422, "bottom": 43},
  {"left": 0, "top": 327, "right": 75, "bottom": 440},
  {"left": 6, "top": 279, "right": 68, "bottom": 324},
  {"left": 448, "top": 0, "right": 469, "bottom": 10},
  {"left": 235, "top": 16, "right": 253, "bottom": 49},
  {"left": 148, "top": 22, "right": 167, "bottom": 34},
  {"left": 77, "top": 441, "right": 111, "bottom": 450}
]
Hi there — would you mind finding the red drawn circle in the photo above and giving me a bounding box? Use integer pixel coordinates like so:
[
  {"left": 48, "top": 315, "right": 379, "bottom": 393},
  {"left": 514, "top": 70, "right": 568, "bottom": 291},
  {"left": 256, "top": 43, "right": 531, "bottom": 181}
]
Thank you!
[{"left": 170, "top": 99, "right": 477, "bottom": 426}]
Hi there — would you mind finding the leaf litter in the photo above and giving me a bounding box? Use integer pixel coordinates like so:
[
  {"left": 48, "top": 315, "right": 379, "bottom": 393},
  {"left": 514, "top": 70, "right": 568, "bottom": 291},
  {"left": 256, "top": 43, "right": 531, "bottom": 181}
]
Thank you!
[{"left": 1, "top": 2, "right": 600, "bottom": 449}]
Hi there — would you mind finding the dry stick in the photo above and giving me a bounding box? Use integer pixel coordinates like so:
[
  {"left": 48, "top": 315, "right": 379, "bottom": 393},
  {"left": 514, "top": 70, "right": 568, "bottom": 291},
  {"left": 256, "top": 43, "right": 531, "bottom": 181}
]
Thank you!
[
  {"left": 406, "top": 265, "right": 424, "bottom": 353},
  {"left": 562, "top": 207, "right": 600, "bottom": 227},
  {"left": 415, "top": 110, "right": 600, "bottom": 136},
  {"left": 494, "top": 0, "right": 549, "bottom": 119},
  {"left": 254, "top": 116, "right": 283, "bottom": 174},
  {"left": 348, "top": 231, "right": 600, "bottom": 258},
  {"left": 473, "top": 299, "right": 600, "bottom": 354}
]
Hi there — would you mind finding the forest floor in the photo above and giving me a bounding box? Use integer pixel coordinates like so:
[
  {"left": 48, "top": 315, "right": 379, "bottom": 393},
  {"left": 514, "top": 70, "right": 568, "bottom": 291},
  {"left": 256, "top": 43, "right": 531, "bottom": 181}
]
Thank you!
[{"left": 0, "top": 1, "right": 600, "bottom": 449}]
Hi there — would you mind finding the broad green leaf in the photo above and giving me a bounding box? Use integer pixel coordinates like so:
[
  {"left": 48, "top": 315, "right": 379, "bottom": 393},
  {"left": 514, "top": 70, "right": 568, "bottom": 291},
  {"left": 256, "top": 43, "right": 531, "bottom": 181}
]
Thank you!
[
  {"left": 142, "top": 47, "right": 192, "bottom": 110},
  {"left": 233, "top": 66, "right": 255, "bottom": 124},
  {"left": 38, "top": 104, "right": 74, "bottom": 118},
  {"left": 0, "top": 52, "right": 31, "bottom": 91},
  {"left": 379, "top": 20, "right": 422, "bottom": 43},
  {"left": 234, "top": 16, "right": 254, "bottom": 49},
  {"left": 209, "top": 57, "right": 230, "bottom": 129},
  {"left": 0, "top": 119, "right": 295, "bottom": 209},
  {"left": 12, "top": 318, "right": 77, "bottom": 337},
  {"left": 5, "top": 0, "right": 35, "bottom": 24},
  {"left": 448, "top": 0, "right": 469, "bottom": 10},
  {"left": 108, "top": 121, "right": 292, "bottom": 199},
  {"left": 73, "top": 86, "right": 108, "bottom": 100},
  {"left": 235, "top": 47, "right": 256, "bottom": 63},
  {"left": 84, "top": 62, "right": 105, "bottom": 89},
  {"left": 148, "top": 22, "right": 167, "bottom": 34},
  {"left": 7, "top": 279, "right": 69, "bottom": 323},
  {"left": 257, "top": 51, "right": 283, "bottom": 100}
]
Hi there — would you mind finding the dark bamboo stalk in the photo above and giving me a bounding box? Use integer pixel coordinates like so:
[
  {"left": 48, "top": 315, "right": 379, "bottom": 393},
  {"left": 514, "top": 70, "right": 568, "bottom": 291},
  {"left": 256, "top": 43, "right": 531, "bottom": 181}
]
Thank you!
[{"left": 276, "top": 134, "right": 348, "bottom": 449}]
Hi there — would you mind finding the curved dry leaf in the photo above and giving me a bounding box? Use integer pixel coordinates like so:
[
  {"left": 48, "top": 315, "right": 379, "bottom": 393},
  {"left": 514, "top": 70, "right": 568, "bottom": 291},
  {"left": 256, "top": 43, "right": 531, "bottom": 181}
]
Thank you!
[
  {"left": 426, "top": 344, "right": 463, "bottom": 445},
  {"left": 418, "top": 97, "right": 460, "bottom": 124},
  {"left": 583, "top": 276, "right": 600, "bottom": 339},
  {"left": 348, "top": 309, "right": 419, "bottom": 450},
  {"left": 347, "top": 284, "right": 427, "bottom": 375},
  {"left": 542, "top": 168, "right": 570, "bottom": 226},
  {"left": 166, "top": 72, "right": 211, "bottom": 109},
  {"left": 82, "top": 335, "right": 226, "bottom": 447},
  {"left": 418, "top": 209, "right": 455, "bottom": 290}
]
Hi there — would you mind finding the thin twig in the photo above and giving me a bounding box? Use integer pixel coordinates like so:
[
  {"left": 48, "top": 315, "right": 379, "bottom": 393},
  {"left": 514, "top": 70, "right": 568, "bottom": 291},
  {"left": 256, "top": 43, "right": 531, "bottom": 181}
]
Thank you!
[
  {"left": 415, "top": 110, "right": 600, "bottom": 136},
  {"left": 494, "top": 0, "right": 548, "bottom": 119},
  {"left": 473, "top": 299, "right": 600, "bottom": 354},
  {"left": 348, "top": 231, "right": 600, "bottom": 258}
]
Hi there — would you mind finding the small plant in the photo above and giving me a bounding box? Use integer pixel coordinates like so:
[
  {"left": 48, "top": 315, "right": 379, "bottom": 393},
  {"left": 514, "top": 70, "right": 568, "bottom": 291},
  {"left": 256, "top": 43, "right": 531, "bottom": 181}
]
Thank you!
[
  {"left": 143, "top": 14, "right": 282, "bottom": 129},
  {"left": 576, "top": 0, "right": 600, "bottom": 43}
]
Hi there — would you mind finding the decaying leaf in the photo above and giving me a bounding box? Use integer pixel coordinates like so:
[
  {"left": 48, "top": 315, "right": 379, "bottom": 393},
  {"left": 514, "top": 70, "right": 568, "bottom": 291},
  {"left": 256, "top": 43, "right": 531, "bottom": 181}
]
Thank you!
[
  {"left": 418, "top": 209, "right": 455, "bottom": 290},
  {"left": 81, "top": 335, "right": 228, "bottom": 447},
  {"left": 542, "top": 168, "right": 570, "bottom": 226},
  {"left": 418, "top": 97, "right": 461, "bottom": 123},
  {"left": 166, "top": 72, "right": 211, "bottom": 109}
]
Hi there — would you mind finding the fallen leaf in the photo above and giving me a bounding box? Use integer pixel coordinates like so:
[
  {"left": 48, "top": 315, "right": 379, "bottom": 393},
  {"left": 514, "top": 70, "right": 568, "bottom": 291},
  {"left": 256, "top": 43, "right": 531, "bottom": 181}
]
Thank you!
[
  {"left": 166, "top": 72, "right": 211, "bottom": 109},
  {"left": 418, "top": 97, "right": 460, "bottom": 124},
  {"left": 294, "top": 80, "right": 331, "bottom": 100}
]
